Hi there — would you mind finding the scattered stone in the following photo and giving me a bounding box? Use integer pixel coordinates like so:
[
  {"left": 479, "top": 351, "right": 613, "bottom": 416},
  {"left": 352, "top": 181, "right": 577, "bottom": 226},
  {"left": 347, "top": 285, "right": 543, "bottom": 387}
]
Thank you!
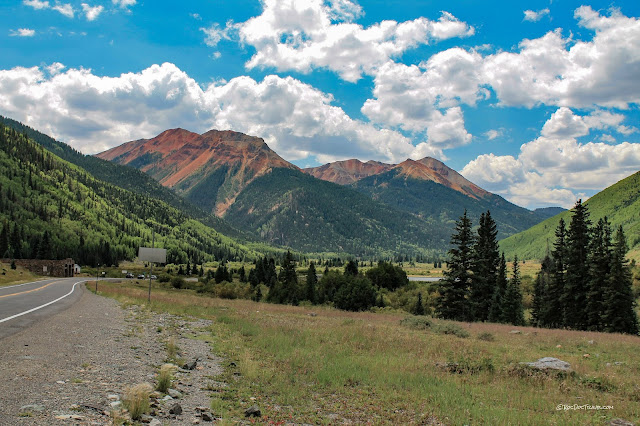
[
  {"left": 107, "top": 394, "right": 120, "bottom": 400},
  {"left": 56, "top": 380, "right": 66, "bottom": 384},
  {"left": 183, "top": 360, "right": 198, "bottom": 370},
  {"left": 54, "top": 414, "right": 85, "bottom": 420},
  {"left": 307, "top": 312, "right": 317, "bottom": 317},
  {"left": 169, "top": 403, "right": 183, "bottom": 415},
  {"left": 609, "top": 419, "right": 634, "bottom": 426},
  {"left": 149, "top": 419, "right": 162, "bottom": 426},
  {"left": 614, "top": 361, "right": 625, "bottom": 366},
  {"left": 162, "top": 395, "right": 174, "bottom": 402},
  {"left": 523, "top": 357, "right": 571, "bottom": 371},
  {"left": 229, "top": 362, "right": 237, "bottom": 367},
  {"left": 556, "top": 344, "right": 562, "bottom": 348},
  {"left": 509, "top": 330, "right": 522, "bottom": 334},
  {"left": 139, "top": 414, "right": 153, "bottom": 423},
  {"left": 588, "top": 340, "right": 595, "bottom": 345},
  {"left": 201, "top": 412, "right": 213, "bottom": 422},
  {"left": 20, "top": 404, "right": 45, "bottom": 412},
  {"left": 69, "top": 404, "right": 80, "bottom": 410},
  {"left": 245, "top": 405, "right": 261, "bottom": 418},
  {"left": 168, "top": 388, "right": 182, "bottom": 399},
  {"left": 191, "top": 417, "right": 201, "bottom": 424},
  {"left": 109, "top": 401, "right": 122, "bottom": 408},
  {"left": 583, "top": 354, "right": 590, "bottom": 358}
]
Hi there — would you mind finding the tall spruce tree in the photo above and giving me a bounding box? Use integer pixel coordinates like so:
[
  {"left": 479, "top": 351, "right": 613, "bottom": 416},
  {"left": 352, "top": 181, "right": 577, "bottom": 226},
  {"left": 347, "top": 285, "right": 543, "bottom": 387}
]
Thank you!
[
  {"left": 564, "top": 200, "right": 591, "bottom": 330},
  {"left": 437, "top": 210, "right": 474, "bottom": 321},
  {"left": 305, "top": 261, "right": 318, "bottom": 304},
  {"left": 586, "top": 217, "right": 612, "bottom": 331},
  {"left": 269, "top": 251, "right": 300, "bottom": 304},
  {"left": 603, "top": 226, "right": 639, "bottom": 334},
  {"left": 470, "top": 211, "right": 500, "bottom": 321},
  {"left": 488, "top": 253, "right": 508, "bottom": 323},
  {"left": 544, "top": 218, "right": 567, "bottom": 328},
  {"left": 502, "top": 255, "right": 525, "bottom": 326},
  {"left": 531, "top": 255, "right": 552, "bottom": 327}
]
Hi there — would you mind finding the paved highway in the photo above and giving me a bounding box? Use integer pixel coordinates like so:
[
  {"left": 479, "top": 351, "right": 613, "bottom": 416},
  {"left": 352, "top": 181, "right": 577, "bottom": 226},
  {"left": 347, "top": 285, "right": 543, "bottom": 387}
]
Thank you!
[{"left": 0, "top": 277, "right": 92, "bottom": 340}]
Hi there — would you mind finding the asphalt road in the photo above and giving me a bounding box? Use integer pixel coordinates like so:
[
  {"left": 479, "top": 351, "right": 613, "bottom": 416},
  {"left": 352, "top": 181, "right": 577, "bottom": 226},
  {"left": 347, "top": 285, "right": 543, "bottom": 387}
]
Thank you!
[{"left": 0, "top": 277, "right": 92, "bottom": 340}]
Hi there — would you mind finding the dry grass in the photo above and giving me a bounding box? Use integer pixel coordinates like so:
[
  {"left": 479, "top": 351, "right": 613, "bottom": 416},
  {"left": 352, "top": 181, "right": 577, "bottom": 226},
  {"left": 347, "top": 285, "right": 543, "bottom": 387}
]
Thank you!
[
  {"left": 122, "top": 383, "right": 152, "bottom": 420},
  {"left": 156, "top": 363, "right": 177, "bottom": 393},
  {"left": 95, "top": 281, "right": 640, "bottom": 425},
  {"left": 0, "top": 262, "right": 40, "bottom": 287}
]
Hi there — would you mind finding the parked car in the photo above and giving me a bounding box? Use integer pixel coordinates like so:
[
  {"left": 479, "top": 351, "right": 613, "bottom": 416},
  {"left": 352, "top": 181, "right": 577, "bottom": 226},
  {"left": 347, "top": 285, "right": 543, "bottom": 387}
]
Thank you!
[
  {"left": 137, "top": 274, "right": 145, "bottom": 279},
  {"left": 125, "top": 273, "right": 134, "bottom": 278},
  {"left": 150, "top": 275, "right": 157, "bottom": 280}
]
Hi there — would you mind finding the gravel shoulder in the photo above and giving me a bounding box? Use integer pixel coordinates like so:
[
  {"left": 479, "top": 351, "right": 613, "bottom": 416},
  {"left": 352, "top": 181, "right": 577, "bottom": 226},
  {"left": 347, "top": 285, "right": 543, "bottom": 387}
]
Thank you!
[{"left": 0, "top": 283, "right": 222, "bottom": 425}]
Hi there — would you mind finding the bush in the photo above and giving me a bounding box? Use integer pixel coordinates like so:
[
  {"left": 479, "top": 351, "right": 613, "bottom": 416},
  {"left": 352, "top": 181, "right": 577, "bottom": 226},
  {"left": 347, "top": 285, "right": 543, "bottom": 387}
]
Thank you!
[
  {"left": 400, "top": 316, "right": 432, "bottom": 330},
  {"left": 439, "top": 357, "right": 494, "bottom": 375},
  {"left": 477, "top": 332, "right": 495, "bottom": 342},
  {"left": 123, "top": 383, "right": 152, "bottom": 420},
  {"left": 158, "top": 274, "right": 170, "bottom": 283},
  {"left": 334, "top": 276, "right": 377, "bottom": 311},
  {"left": 171, "top": 277, "right": 184, "bottom": 289},
  {"left": 433, "top": 322, "right": 470, "bottom": 338}
]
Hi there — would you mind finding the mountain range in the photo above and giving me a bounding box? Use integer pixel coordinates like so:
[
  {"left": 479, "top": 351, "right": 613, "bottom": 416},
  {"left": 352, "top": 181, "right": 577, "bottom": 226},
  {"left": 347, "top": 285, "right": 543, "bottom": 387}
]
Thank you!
[{"left": 97, "top": 128, "right": 556, "bottom": 254}]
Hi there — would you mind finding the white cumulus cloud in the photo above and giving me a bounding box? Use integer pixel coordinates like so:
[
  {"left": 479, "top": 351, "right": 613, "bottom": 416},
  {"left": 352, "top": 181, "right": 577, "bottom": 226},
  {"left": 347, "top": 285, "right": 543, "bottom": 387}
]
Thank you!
[
  {"left": 82, "top": 3, "right": 104, "bottom": 21},
  {"left": 0, "top": 62, "right": 420, "bottom": 164},
  {"left": 112, "top": 0, "right": 136, "bottom": 8},
  {"left": 23, "top": 0, "right": 50, "bottom": 10},
  {"left": 52, "top": 3, "right": 74, "bottom": 18},
  {"left": 9, "top": 28, "right": 36, "bottom": 37},
  {"left": 523, "top": 8, "right": 550, "bottom": 22}
]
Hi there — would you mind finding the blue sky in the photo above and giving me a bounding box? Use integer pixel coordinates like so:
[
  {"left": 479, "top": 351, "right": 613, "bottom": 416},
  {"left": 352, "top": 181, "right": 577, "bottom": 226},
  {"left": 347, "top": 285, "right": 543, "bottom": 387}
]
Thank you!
[{"left": 1, "top": 0, "right": 639, "bottom": 208}]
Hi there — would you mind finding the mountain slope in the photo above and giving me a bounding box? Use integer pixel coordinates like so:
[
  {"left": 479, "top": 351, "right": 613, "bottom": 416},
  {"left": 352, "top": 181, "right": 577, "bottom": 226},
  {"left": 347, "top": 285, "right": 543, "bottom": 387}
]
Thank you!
[
  {"left": 303, "top": 159, "right": 393, "bottom": 185},
  {"left": 97, "top": 129, "right": 297, "bottom": 216},
  {"left": 350, "top": 166, "right": 544, "bottom": 238},
  {"left": 500, "top": 171, "right": 640, "bottom": 259},
  {"left": 0, "top": 122, "right": 263, "bottom": 265},
  {"left": 224, "top": 168, "right": 447, "bottom": 256},
  {"left": 0, "top": 116, "right": 245, "bottom": 240}
]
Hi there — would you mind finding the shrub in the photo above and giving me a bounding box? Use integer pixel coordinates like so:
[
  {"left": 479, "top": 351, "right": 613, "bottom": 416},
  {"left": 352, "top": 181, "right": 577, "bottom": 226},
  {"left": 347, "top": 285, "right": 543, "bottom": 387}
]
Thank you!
[
  {"left": 171, "top": 277, "right": 184, "bottom": 289},
  {"left": 433, "top": 322, "right": 470, "bottom": 338},
  {"left": 400, "top": 316, "right": 432, "bottom": 330},
  {"left": 123, "top": 383, "right": 152, "bottom": 420},
  {"left": 477, "top": 332, "right": 495, "bottom": 341},
  {"left": 440, "top": 357, "right": 494, "bottom": 375}
]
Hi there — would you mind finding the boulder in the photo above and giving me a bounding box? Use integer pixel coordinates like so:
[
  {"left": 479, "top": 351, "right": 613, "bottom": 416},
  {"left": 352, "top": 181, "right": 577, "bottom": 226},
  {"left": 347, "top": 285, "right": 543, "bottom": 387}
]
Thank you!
[
  {"left": 169, "top": 403, "right": 183, "bottom": 415},
  {"left": 245, "top": 405, "right": 261, "bottom": 418},
  {"left": 524, "top": 357, "right": 571, "bottom": 371}
]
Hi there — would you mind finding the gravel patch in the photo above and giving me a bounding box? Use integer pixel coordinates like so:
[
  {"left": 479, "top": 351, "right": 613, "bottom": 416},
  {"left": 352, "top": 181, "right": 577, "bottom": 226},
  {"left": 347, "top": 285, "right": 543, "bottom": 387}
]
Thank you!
[{"left": 0, "top": 285, "right": 222, "bottom": 425}]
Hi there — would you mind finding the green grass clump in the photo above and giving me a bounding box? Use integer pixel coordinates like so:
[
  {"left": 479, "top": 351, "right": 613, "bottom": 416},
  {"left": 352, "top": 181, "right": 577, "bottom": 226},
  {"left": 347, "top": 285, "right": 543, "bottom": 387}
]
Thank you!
[
  {"left": 156, "top": 363, "right": 177, "bottom": 393},
  {"left": 400, "top": 315, "right": 432, "bottom": 330},
  {"left": 432, "top": 322, "right": 470, "bottom": 338},
  {"left": 477, "top": 331, "right": 495, "bottom": 341},
  {"left": 123, "top": 383, "right": 152, "bottom": 420}
]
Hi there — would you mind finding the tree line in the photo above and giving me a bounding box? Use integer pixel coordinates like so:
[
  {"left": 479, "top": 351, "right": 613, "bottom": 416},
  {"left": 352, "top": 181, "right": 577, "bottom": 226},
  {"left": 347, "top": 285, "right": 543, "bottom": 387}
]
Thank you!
[{"left": 530, "top": 201, "right": 638, "bottom": 334}]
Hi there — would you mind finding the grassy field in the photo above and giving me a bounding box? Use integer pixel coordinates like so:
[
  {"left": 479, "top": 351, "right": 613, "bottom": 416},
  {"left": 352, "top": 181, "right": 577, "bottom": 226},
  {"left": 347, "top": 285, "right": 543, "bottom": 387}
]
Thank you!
[
  {"left": 93, "top": 280, "right": 640, "bottom": 425},
  {"left": 0, "top": 262, "right": 40, "bottom": 287}
]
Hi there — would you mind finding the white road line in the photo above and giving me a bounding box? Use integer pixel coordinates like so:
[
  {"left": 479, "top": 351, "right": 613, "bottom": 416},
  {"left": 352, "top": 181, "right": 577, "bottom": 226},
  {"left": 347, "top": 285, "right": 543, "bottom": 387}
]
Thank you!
[
  {"left": 0, "top": 279, "right": 89, "bottom": 324},
  {"left": 0, "top": 278, "right": 50, "bottom": 290}
]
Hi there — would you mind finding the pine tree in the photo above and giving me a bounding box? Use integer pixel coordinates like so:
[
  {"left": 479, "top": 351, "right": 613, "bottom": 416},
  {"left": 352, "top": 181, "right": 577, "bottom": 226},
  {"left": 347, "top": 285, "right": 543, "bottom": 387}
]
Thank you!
[
  {"left": 437, "top": 210, "right": 474, "bottom": 321},
  {"left": 10, "top": 223, "right": 21, "bottom": 258},
  {"left": 531, "top": 255, "right": 552, "bottom": 327},
  {"left": 586, "top": 218, "right": 612, "bottom": 331},
  {"left": 564, "top": 200, "right": 591, "bottom": 330},
  {"left": 215, "top": 264, "right": 226, "bottom": 283},
  {"left": 488, "top": 253, "right": 508, "bottom": 323},
  {"left": 544, "top": 218, "right": 567, "bottom": 328},
  {"left": 413, "top": 292, "right": 425, "bottom": 316},
  {"left": 305, "top": 261, "right": 317, "bottom": 304},
  {"left": 503, "top": 255, "right": 525, "bottom": 326},
  {"left": 239, "top": 265, "right": 246, "bottom": 282},
  {"left": 186, "top": 259, "right": 191, "bottom": 276},
  {"left": 470, "top": 211, "right": 500, "bottom": 321},
  {"left": 270, "top": 251, "right": 299, "bottom": 304},
  {"left": 38, "top": 230, "right": 51, "bottom": 260},
  {"left": 0, "top": 222, "right": 9, "bottom": 258},
  {"left": 344, "top": 260, "right": 358, "bottom": 276},
  {"left": 603, "top": 226, "right": 639, "bottom": 334}
]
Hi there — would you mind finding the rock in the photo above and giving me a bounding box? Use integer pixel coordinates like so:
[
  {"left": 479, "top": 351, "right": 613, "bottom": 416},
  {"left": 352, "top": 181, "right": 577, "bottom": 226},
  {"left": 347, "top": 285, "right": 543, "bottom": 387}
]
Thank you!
[
  {"left": 182, "top": 360, "right": 197, "bottom": 370},
  {"left": 55, "top": 414, "right": 85, "bottom": 420},
  {"left": 56, "top": 380, "right": 66, "bottom": 384},
  {"left": 245, "top": 405, "right": 261, "bottom": 418},
  {"left": 149, "top": 420, "right": 162, "bottom": 426},
  {"left": 168, "top": 388, "right": 182, "bottom": 399},
  {"left": 169, "top": 403, "right": 183, "bottom": 415},
  {"left": 201, "top": 412, "right": 213, "bottom": 421},
  {"left": 162, "top": 395, "right": 174, "bottom": 402},
  {"left": 524, "top": 357, "right": 571, "bottom": 371},
  {"left": 609, "top": 419, "right": 634, "bottom": 426},
  {"left": 229, "top": 362, "right": 237, "bottom": 367},
  {"left": 191, "top": 418, "right": 201, "bottom": 424},
  {"left": 107, "top": 394, "right": 120, "bottom": 401},
  {"left": 110, "top": 401, "right": 122, "bottom": 408},
  {"left": 588, "top": 340, "right": 595, "bottom": 345},
  {"left": 509, "top": 330, "right": 522, "bottom": 334},
  {"left": 139, "top": 414, "right": 153, "bottom": 423},
  {"left": 20, "top": 404, "right": 45, "bottom": 412}
]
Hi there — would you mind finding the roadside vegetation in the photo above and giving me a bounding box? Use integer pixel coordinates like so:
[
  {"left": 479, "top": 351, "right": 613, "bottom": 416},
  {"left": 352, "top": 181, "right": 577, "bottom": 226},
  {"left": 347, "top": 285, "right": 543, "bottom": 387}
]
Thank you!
[
  {"left": 94, "top": 280, "right": 640, "bottom": 424},
  {"left": 0, "top": 261, "right": 39, "bottom": 287}
]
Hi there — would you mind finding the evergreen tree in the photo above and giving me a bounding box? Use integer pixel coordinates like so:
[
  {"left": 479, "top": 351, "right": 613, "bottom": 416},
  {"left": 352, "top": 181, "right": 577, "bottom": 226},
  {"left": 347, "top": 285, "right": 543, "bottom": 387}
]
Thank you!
[
  {"left": 531, "top": 255, "right": 552, "bottom": 327},
  {"left": 437, "top": 210, "right": 474, "bottom": 321},
  {"left": 10, "top": 223, "right": 21, "bottom": 258},
  {"left": 488, "top": 253, "right": 508, "bottom": 323},
  {"left": 186, "top": 259, "right": 191, "bottom": 276},
  {"left": 502, "top": 255, "right": 525, "bottom": 326},
  {"left": 564, "top": 200, "right": 591, "bottom": 329},
  {"left": 0, "top": 223, "right": 9, "bottom": 258},
  {"left": 305, "top": 261, "right": 317, "bottom": 304},
  {"left": 38, "top": 230, "right": 51, "bottom": 260},
  {"left": 344, "top": 260, "right": 358, "bottom": 276},
  {"left": 544, "top": 219, "right": 567, "bottom": 328},
  {"left": 470, "top": 211, "right": 500, "bottom": 321},
  {"left": 239, "top": 265, "right": 246, "bottom": 282},
  {"left": 178, "top": 264, "right": 185, "bottom": 275},
  {"left": 412, "top": 292, "right": 425, "bottom": 316},
  {"left": 248, "top": 268, "right": 259, "bottom": 287},
  {"left": 215, "top": 264, "right": 226, "bottom": 283},
  {"left": 253, "top": 285, "right": 262, "bottom": 302},
  {"left": 269, "top": 251, "right": 299, "bottom": 304},
  {"left": 603, "top": 226, "right": 639, "bottom": 334},
  {"left": 586, "top": 218, "right": 612, "bottom": 331}
]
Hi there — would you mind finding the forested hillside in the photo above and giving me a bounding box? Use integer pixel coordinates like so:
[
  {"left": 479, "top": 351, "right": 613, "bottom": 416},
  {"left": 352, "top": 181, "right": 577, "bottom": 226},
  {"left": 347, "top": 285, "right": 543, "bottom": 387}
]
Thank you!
[
  {"left": 0, "top": 123, "right": 262, "bottom": 266},
  {"left": 500, "top": 171, "right": 640, "bottom": 259}
]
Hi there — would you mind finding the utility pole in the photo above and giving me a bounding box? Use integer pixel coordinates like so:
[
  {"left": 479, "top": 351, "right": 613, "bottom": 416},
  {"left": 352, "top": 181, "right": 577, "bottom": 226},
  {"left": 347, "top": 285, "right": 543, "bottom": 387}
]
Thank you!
[
  {"left": 148, "top": 229, "right": 154, "bottom": 302},
  {"left": 95, "top": 263, "right": 100, "bottom": 293}
]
